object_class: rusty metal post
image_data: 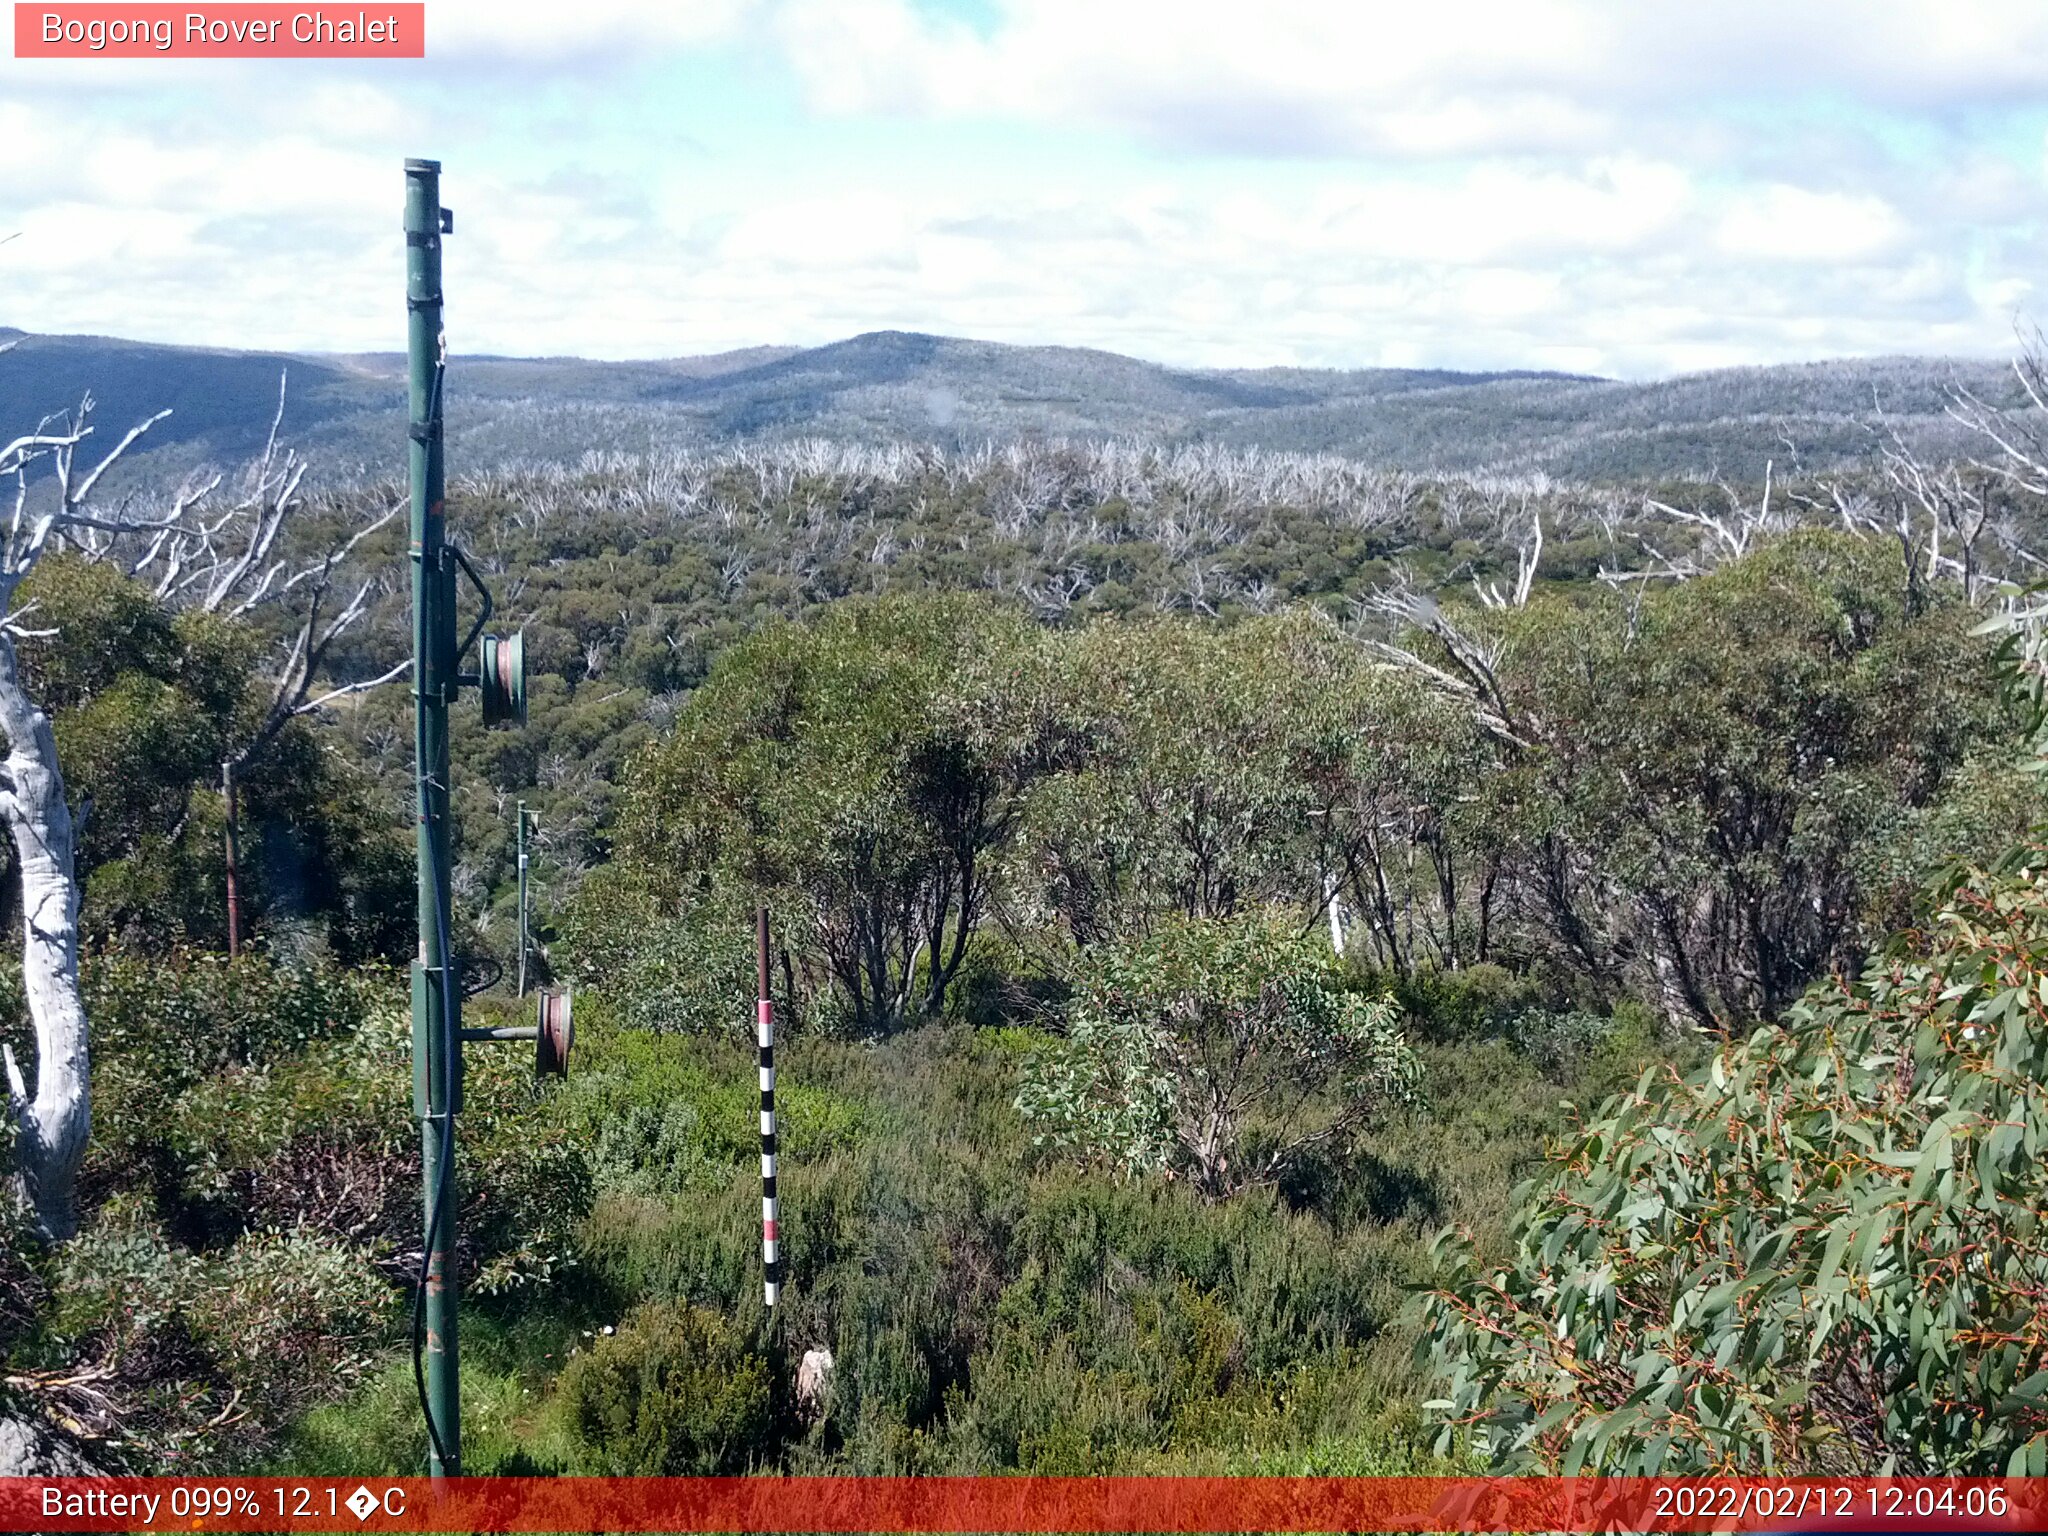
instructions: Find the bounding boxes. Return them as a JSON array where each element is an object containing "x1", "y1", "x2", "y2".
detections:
[
  {"x1": 222, "y1": 761, "x2": 241, "y2": 959},
  {"x1": 516, "y1": 800, "x2": 529, "y2": 997}
]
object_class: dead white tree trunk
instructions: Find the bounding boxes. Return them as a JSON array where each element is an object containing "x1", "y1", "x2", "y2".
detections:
[
  {"x1": 0, "y1": 622, "x2": 87, "y2": 1238},
  {"x1": 0, "y1": 407, "x2": 154, "y2": 1238}
]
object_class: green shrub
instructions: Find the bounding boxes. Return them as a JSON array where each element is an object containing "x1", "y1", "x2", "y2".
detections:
[
  {"x1": 452, "y1": 999, "x2": 596, "y2": 1294},
  {"x1": 180, "y1": 1228, "x2": 394, "y2": 1407},
  {"x1": 42, "y1": 1203, "x2": 392, "y2": 1467},
  {"x1": 1018, "y1": 910, "x2": 1419, "y2": 1197},
  {"x1": 1507, "y1": 1007, "x2": 1617, "y2": 1079},
  {"x1": 1418, "y1": 841, "x2": 2048, "y2": 1474},
  {"x1": 0, "y1": 1201, "x2": 51, "y2": 1360},
  {"x1": 558, "y1": 1023, "x2": 866, "y2": 1200},
  {"x1": 71, "y1": 951, "x2": 379, "y2": 1176},
  {"x1": 90, "y1": 948, "x2": 376, "y2": 1073},
  {"x1": 245, "y1": 998, "x2": 1591, "y2": 1478},
  {"x1": 557, "y1": 871, "x2": 753, "y2": 1036},
  {"x1": 1381, "y1": 962, "x2": 1541, "y2": 1043},
  {"x1": 153, "y1": 1004, "x2": 405, "y2": 1198},
  {"x1": 558, "y1": 1301, "x2": 775, "y2": 1474}
]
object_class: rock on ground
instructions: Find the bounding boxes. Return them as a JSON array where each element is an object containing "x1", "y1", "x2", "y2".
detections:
[{"x1": 0, "y1": 1408, "x2": 98, "y2": 1476}]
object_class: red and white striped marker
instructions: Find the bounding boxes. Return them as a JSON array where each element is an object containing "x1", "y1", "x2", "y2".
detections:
[{"x1": 756, "y1": 907, "x2": 780, "y2": 1307}]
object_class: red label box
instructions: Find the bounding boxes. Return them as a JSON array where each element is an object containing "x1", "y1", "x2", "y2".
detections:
[
  {"x1": 1, "y1": 1476, "x2": 2042, "y2": 1533},
  {"x1": 14, "y1": 3, "x2": 425, "y2": 57}
]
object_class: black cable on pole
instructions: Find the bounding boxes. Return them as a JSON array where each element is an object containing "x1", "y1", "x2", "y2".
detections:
[
  {"x1": 409, "y1": 712, "x2": 456, "y2": 1473},
  {"x1": 409, "y1": 352, "x2": 456, "y2": 1475}
]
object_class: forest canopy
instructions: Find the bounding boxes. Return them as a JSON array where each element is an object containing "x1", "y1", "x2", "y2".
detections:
[{"x1": 574, "y1": 534, "x2": 2025, "y2": 1044}]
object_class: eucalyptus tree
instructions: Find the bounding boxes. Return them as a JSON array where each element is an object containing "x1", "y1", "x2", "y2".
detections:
[
  {"x1": 601, "y1": 592, "x2": 1071, "y2": 1033},
  {"x1": 1378, "y1": 533, "x2": 2007, "y2": 1031},
  {"x1": 1029, "y1": 611, "x2": 1350, "y2": 946}
]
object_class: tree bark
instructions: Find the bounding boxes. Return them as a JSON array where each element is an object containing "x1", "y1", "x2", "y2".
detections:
[
  {"x1": 0, "y1": 630, "x2": 89, "y2": 1240},
  {"x1": 1641, "y1": 893, "x2": 1721, "y2": 1035}
]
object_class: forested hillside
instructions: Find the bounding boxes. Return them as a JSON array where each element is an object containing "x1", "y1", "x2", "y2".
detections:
[
  {"x1": 0, "y1": 326, "x2": 2018, "y2": 485},
  {"x1": 4, "y1": 339, "x2": 2048, "y2": 1478}
]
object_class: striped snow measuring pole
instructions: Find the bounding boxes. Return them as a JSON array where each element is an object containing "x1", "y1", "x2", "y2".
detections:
[{"x1": 757, "y1": 906, "x2": 780, "y2": 1307}]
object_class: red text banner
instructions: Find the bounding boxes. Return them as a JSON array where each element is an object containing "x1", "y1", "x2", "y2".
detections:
[
  {"x1": 0, "y1": 1476, "x2": 2041, "y2": 1533},
  {"x1": 14, "y1": 4, "x2": 424, "y2": 57}
]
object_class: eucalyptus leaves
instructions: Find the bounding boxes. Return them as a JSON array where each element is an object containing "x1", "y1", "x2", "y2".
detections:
[{"x1": 1419, "y1": 844, "x2": 2048, "y2": 1473}]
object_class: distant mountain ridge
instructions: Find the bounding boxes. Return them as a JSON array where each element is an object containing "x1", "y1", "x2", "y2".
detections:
[{"x1": 0, "y1": 325, "x2": 2013, "y2": 484}]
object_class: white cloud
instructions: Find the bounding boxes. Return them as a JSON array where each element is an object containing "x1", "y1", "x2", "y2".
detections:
[
  {"x1": 720, "y1": 197, "x2": 921, "y2": 271},
  {"x1": 773, "y1": 0, "x2": 2048, "y2": 155},
  {"x1": 1715, "y1": 186, "x2": 1906, "y2": 262},
  {"x1": 429, "y1": 0, "x2": 752, "y2": 62},
  {"x1": 776, "y1": 0, "x2": 1624, "y2": 156},
  {"x1": 0, "y1": 121, "x2": 2028, "y2": 376},
  {"x1": 1306, "y1": 159, "x2": 1696, "y2": 265},
  {"x1": 1458, "y1": 268, "x2": 1565, "y2": 320},
  {"x1": 0, "y1": 0, "x2": 2039, "y2": 379},
  {"x1": 13, "y1": 202, "x2": 209, "y2": 272}
]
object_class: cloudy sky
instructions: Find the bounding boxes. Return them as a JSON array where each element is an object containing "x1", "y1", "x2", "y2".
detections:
[{"x1": 3, "y1": 0, "x2": 2045, "y2": 376}]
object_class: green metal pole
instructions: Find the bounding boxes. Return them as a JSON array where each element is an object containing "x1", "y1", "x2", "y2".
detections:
[
  {"x1": 406, "y1": 156, "x2": 460, "y2": 1479},
  {"x1": 516, "y1": 800, "x2": 528, "y2": 998}
]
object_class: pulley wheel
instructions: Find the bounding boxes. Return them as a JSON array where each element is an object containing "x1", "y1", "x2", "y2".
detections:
[
  {"x1": 481, "y1": 630, "x2": 527, "y2": 728},
  {"x1": 536, "y1": 987, "x2": 573, "y2": 1079}
]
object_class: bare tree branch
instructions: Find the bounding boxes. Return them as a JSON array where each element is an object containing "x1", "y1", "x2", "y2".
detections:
[{"x1": 296, "y1": 658, "x2": 414, "y2": 716}]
